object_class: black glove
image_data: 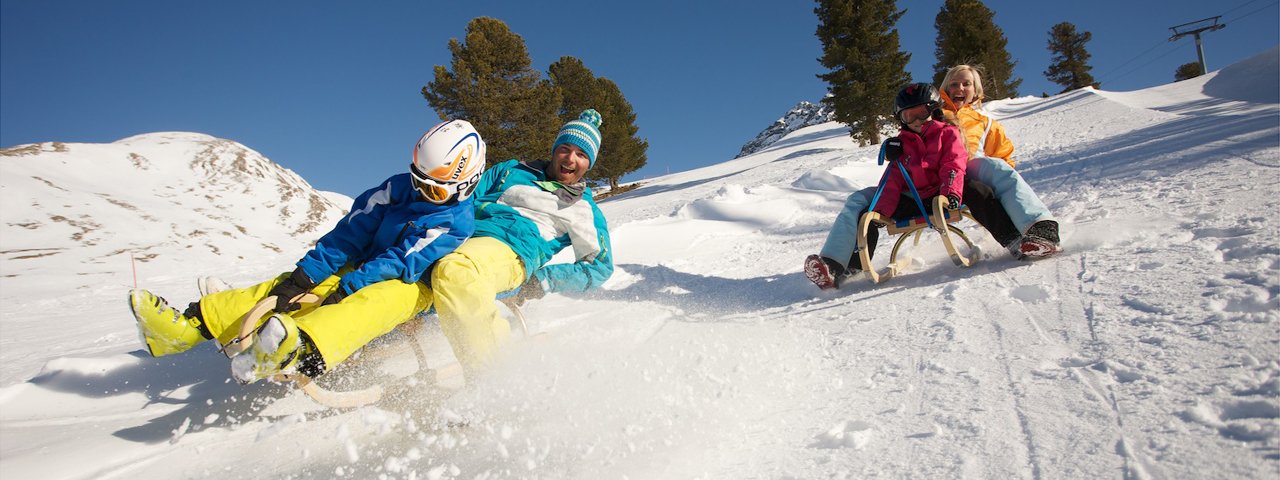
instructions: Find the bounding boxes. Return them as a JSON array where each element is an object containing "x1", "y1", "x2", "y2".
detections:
[
  {"x1": 320, "y1": 285, "x2": 349, "y2": 306},
  {"x1": 883, "y1": 137, "x2": 903, "y2": 163},
  {"x1": 267, "y1": 267, "x2": 316, "y2": 312},
  {"x1": 945, "y1": 194, "x2": 961, "y2": 211},
  {"x1": 513, "y1": 274, "x2": 546, "y2": 306}
]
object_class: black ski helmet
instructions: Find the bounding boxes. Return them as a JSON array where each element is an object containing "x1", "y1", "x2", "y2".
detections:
[{"x1": 894, "y1": 83, "x2": 942, "y2": 124}]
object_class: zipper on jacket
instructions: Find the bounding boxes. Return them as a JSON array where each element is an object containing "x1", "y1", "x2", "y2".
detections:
[{"x1": 396, "y1": 221, "x2": 417, "y2": 245}]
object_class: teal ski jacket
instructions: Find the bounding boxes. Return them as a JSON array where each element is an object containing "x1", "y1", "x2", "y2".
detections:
[{"x1": 471, "y1": 160, "x2": 613, "y2": 293}]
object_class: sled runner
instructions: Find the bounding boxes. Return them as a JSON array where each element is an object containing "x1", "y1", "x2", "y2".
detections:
[
  {"x1": 856, "y1": 144, "x2": 980, "y2": 284},
  {"x1": 223, "y1": 291, "x2": 534, "y2": 409}
]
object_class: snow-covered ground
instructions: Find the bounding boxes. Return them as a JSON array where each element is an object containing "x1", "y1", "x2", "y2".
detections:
[{"x1": 1, "y1": 47, "x2": 1277, "y2": 479}]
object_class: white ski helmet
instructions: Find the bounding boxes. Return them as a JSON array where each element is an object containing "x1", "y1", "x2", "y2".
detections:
[{"x1": 410, "y1": 119, "x2": 486, "y2": 204}]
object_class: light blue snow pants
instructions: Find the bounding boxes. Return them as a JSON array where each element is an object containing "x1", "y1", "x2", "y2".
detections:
[
  {"x1": 967, "y1": 156, "x2": 1054, "y2": 234},
  {"x1": 818, "y1": 187, "x2": 876, "y2": 270},
  {"x1": 817, "y1": 156, "x2": 1054, "y2": 270}
]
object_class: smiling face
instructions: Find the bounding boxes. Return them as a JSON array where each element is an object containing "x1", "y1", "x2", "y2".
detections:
[
  {"x1": 549, "y1": 143, "x2": 590, "y2": 183},
  {"x1": 942, "y1": 66, "x2": 983, "y2": 107}
]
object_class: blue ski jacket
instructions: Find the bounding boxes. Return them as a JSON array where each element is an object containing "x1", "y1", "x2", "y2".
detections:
[
  {"x1": 471, "y1": 160, "x2": 613, "y2": 293},
  {"x1": 297, "y1": 173, "x2": 475, "y2": 295}
]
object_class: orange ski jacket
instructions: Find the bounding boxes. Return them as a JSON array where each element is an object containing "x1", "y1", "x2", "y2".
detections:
[{"x1": 940, "y1": 90, "x2": 1016, "y2": 168}]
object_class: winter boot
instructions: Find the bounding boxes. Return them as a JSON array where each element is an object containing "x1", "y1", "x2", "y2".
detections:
[
  {"x1": 1024, "y1": 220, "x2": 1060, "y2": 243},
  {"x1": 1019, "y1": 220, "x2": 1063, "y2": 259},
  {"x1": 230, "y1": 313, "x2": 311, "y2": 384},
  {"x1": 804, "y1": 254, "x2": 845, "y2": 290},
  {"x1": 1005, "y1": 240, "x2": 1027, "y2": 260},
  {"x1": 129, "y1": 289, "x2": 208, "y2": 357}
]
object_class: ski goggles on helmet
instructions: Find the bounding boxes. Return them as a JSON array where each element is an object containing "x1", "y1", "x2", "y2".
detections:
[
  {"x1": 897, "y1": 104, "x2": 932, "y2": 124},
  {"x1": 409, "y1": 162, "x2": 457, "y2": 204}
]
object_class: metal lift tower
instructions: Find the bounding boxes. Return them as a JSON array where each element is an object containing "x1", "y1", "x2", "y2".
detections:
[{"x1": 1169, "y1": 16, "x2": 1227, "y2": 75}]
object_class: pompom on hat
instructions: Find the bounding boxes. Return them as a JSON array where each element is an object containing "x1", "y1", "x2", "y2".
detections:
[{"x1": 551, "y1": 109, "x2": 604, "y2": 169}]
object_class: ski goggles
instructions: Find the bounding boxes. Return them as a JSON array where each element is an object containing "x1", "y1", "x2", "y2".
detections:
[
  {"x1": 409, "y1": 163, "x2": 456, "y2": 204},
  {"x1": 898, "y1": 104, "x2": 932, "y2": 124}
]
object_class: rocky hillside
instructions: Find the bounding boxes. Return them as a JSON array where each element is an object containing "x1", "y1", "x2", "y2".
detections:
[
  {"x1": 735, "y1": 100, "x2": 834, "y2": 158},
  {"x1": 0, "y1": 132, "x2": 351, "y2": 290}
]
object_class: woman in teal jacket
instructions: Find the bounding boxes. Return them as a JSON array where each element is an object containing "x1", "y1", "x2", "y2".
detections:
[{"x1": 431, "y1": 110, "x2": 613, "y2": 377}]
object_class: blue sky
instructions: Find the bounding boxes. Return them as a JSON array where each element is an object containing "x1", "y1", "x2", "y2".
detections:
[{"x1": 2, "y1": 0, "x2": 1276, "y2": 198}]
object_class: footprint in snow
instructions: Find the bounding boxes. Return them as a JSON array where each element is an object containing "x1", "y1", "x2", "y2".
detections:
[
  {"x1": 1009, "y1": 284, "x2": 1053, "y2": 304},
  {"x1": 809, "y1": 420, "x2": 874, "y2": 450},
  {"x1": 1181, "y1": 398, "x2": 1280, "y2": 443}
]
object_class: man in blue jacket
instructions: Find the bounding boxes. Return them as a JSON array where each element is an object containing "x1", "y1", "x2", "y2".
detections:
[
  {"x1": 431, "y1": 109, "x2": 614, "y2": 377},
  {"x1": 128, "y1": 120, "x2": 485, "y2": 384}
]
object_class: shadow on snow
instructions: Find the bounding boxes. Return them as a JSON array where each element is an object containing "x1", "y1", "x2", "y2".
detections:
[{"x1": 25, "y1": 343, "x2": 288, "y2": 444}]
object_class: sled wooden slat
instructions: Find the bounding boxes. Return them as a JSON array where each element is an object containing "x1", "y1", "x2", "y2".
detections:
[
  {"x1": 230, "y1": 292, "x2": 531, "y2": 410},
  {"x1": 930, "y1": 196, "x2": 979, "y2": 268},
  {"x1": 227, "y1": 288, "x2": 540, "y2": 410},
  {"x1": 856, "y1": 196, "x2": 978, "y2": 284},
  {"x1": 272, "y1": 361, "x2": 465, "y2": 410}
]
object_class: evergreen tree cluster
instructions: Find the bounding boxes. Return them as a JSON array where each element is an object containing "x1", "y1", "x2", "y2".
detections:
[
  {"x1": 815, "y1": 0, "x2": 1108, "y2": 145},
  {"x1": 1174, "y1": 62, "x2": 1205, "y2": 82},
  {"x1": 931, "y1": 0, "x2": 1021, "y2": 100},
  {"x1": 423, "y1": 17, "x2": 647, "y2": 189},
  {"x1": 1044, "y1": 22, "x2": 1100, "y2": 93}
]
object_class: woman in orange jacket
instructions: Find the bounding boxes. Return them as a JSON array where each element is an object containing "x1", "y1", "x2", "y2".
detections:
[{"x1": 940, "y1": 64, "x2": 1062, "y2": 257}]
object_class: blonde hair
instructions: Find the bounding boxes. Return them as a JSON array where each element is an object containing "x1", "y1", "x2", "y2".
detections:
[{"x1": 940, "y1": 64, "x2": 986, "y2": 108}]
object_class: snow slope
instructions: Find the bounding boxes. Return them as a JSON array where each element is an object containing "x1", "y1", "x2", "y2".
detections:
[{"x1": 0, "y1": 48, "x2": 1277, "y2": 479}]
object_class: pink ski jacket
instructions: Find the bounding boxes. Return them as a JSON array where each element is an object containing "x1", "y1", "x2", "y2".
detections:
[{"x1": 872, "y1": 120, "x2": 969, "y2": 217}]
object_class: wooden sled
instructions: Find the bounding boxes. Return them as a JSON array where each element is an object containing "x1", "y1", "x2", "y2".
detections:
[
  {"x1": 222, "y1": 292, "x2": 532, "y2": 409},
  {"x1": 857, "y1": 195, "x2": 980, "y2": 283}
]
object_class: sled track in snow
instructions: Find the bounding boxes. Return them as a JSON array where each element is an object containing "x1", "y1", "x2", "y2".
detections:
[
  {"x1": 979, "y1": 279, "x2": 1045, "y2": 480},
  {"x1": 979, "y1": 254, "x2": 1143, "y2": 479},
  {"x1": 1073, "y1": 253, "x2": 1151, "y2": 480},
  {"x1": 990, "y1": 251, "x2": 1178, "y2": 479}
]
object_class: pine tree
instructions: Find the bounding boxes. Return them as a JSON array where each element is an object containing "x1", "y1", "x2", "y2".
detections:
[
  {"x1": 1044, "y1": 22, "x2": 1100, "y2": 93},
  {"x1": 932, "y1": 0, "x2": 1021, "y2": 100},
  {"x1": 422, "y1": 17, "x2": 562, "y2": 165},
  {"x1": 547, "y1": 56, "x2": 647, "y2": 189},
  {"x1": 1174, "y1": 62, "x2": 1204, "y2": 82},
  {"x1": 548, "y1": 56, "x2": 606, "y2": 124},
  {"x1": 815, "y1": 0, "x2": 912, "y2": 146},
  {"x1": 590, "y1": 78, "x2": 648, "y2": 189}
]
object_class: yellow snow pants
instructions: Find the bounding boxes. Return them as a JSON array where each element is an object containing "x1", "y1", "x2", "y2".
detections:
[
  {"x1": 199, "y1": 267, "x2": 433, "y2": 370},
  {"x1": 431, "y1": 236, "x2": 525, "y2": 375}
]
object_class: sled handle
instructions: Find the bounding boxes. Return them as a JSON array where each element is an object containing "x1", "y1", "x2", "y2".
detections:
[{"x1": 221, "y1": 292, "x2": 320, "y2": 358}]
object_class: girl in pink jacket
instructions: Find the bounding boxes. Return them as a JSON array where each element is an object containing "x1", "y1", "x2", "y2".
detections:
[{"x1": 870, "y1": 89, "x2": 967, "y2": 218}]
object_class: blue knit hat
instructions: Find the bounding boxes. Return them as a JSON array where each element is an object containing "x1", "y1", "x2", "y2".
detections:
[{"x1": 552, "y1": 109, "x2": 604, "y2": 169}]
